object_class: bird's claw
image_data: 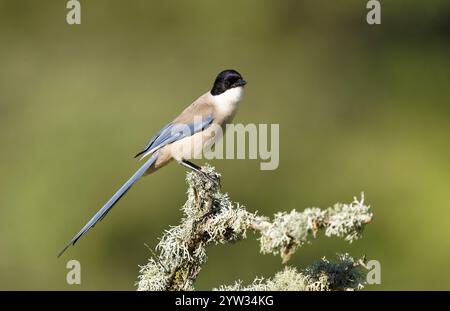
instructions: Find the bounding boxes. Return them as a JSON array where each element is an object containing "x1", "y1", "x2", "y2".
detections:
[{"x1": 199, "y1": 169, "x2": 221, "y2": 187}]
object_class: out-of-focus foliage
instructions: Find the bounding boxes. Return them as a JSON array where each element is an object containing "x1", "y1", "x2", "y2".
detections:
[{"x1": 0, "y1": 0, "x2": 449, "y2": 290}]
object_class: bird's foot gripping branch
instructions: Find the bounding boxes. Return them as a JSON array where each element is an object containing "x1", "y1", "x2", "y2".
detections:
[{"x1": 137, "y1": 166, "x2": 373, "y2": 291}]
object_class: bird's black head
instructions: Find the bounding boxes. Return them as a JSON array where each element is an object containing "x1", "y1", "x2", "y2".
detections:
[{"x1": 211, "y1": 69, "x2": 247, "y2": 96}]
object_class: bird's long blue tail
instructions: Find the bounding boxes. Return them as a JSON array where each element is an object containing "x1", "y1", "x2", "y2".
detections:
[{"x1": 58, "y1": 153, "x2": 159, "y2": 257}]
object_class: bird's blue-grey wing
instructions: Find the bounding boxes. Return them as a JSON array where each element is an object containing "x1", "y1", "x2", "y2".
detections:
[
  {"x1": 134, "y1": 122, "x2": 173, "y2": 158},
  {"x1": 135, "y1": 114, "x2": 214, "y2": 158}
]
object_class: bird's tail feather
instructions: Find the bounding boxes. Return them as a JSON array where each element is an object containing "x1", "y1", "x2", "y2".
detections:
[{"x1": 57, "y1": 153, "x2": 159, "y2": 258}]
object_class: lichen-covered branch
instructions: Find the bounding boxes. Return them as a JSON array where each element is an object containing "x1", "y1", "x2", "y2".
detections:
[
  {"x1": 214, "y1": 254, "x2": 368, "y2": 291},
  {"x1": 137, "y1": 166, "x2": 373, "y2": 291}
]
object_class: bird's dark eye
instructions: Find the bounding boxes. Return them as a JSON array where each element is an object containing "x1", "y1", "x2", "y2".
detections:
[{"x1": 228, "y1": 76, "x2": 239, "y2": 86}]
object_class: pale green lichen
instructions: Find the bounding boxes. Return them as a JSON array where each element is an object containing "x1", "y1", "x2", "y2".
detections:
[
  {"x1": 136, "y1": 165, "x2": 373, "y2": 291},
  {"x1": 215, "y1": 254, "x2": 367, "y2": 291},
  {"x1": 137, "y1": 259, "x2": 168, "y2": 291},
  {"x1": 324, "y1": 194, "x2": 372, "y2": 242},
  {"x1": 256, "y1": 194, "x2": 372, "y2": 263}
]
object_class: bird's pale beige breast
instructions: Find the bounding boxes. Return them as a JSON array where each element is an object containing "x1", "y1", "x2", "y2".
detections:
[{"x1": 167, "y1": 124, "x2": 222, "y2": 162}]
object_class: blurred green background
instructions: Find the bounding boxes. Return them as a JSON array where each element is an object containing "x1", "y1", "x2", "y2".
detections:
[{"x1": 1, "y1": 0, "x2": 449, "y2": 290}]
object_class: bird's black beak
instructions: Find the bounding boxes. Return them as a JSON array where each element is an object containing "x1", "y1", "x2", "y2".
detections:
[{"x1": 236, "y1": 79, "x2": 247, "y2": 87}]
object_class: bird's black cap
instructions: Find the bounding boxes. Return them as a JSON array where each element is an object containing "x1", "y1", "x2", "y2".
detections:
[{"x1": 211, "y1": 69, "x2": 247, "y2": 96}]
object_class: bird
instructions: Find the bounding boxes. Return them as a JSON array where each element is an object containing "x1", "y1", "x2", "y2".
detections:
[{"x1": 58, "y1": 69, "x2": 247, "y2": 257}]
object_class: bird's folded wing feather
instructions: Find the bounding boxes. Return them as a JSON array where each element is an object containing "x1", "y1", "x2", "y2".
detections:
[{"x1": 134, "y1": 107, "x2": 214, "y2": 159}]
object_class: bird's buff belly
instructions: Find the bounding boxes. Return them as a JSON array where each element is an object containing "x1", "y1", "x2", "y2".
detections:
[{"x1": 154, "y1": 124, "x2": 223, "y2": 167}]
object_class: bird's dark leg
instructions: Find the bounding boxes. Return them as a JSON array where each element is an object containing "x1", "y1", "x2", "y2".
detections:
[{"x1": 179, "y1": 160, "x2": 220, "y2": 186}]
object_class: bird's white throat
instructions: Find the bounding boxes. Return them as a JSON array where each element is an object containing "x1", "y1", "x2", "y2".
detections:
[{"x1": 212, "y1": 86, "x2": 244, "y2": 115}]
